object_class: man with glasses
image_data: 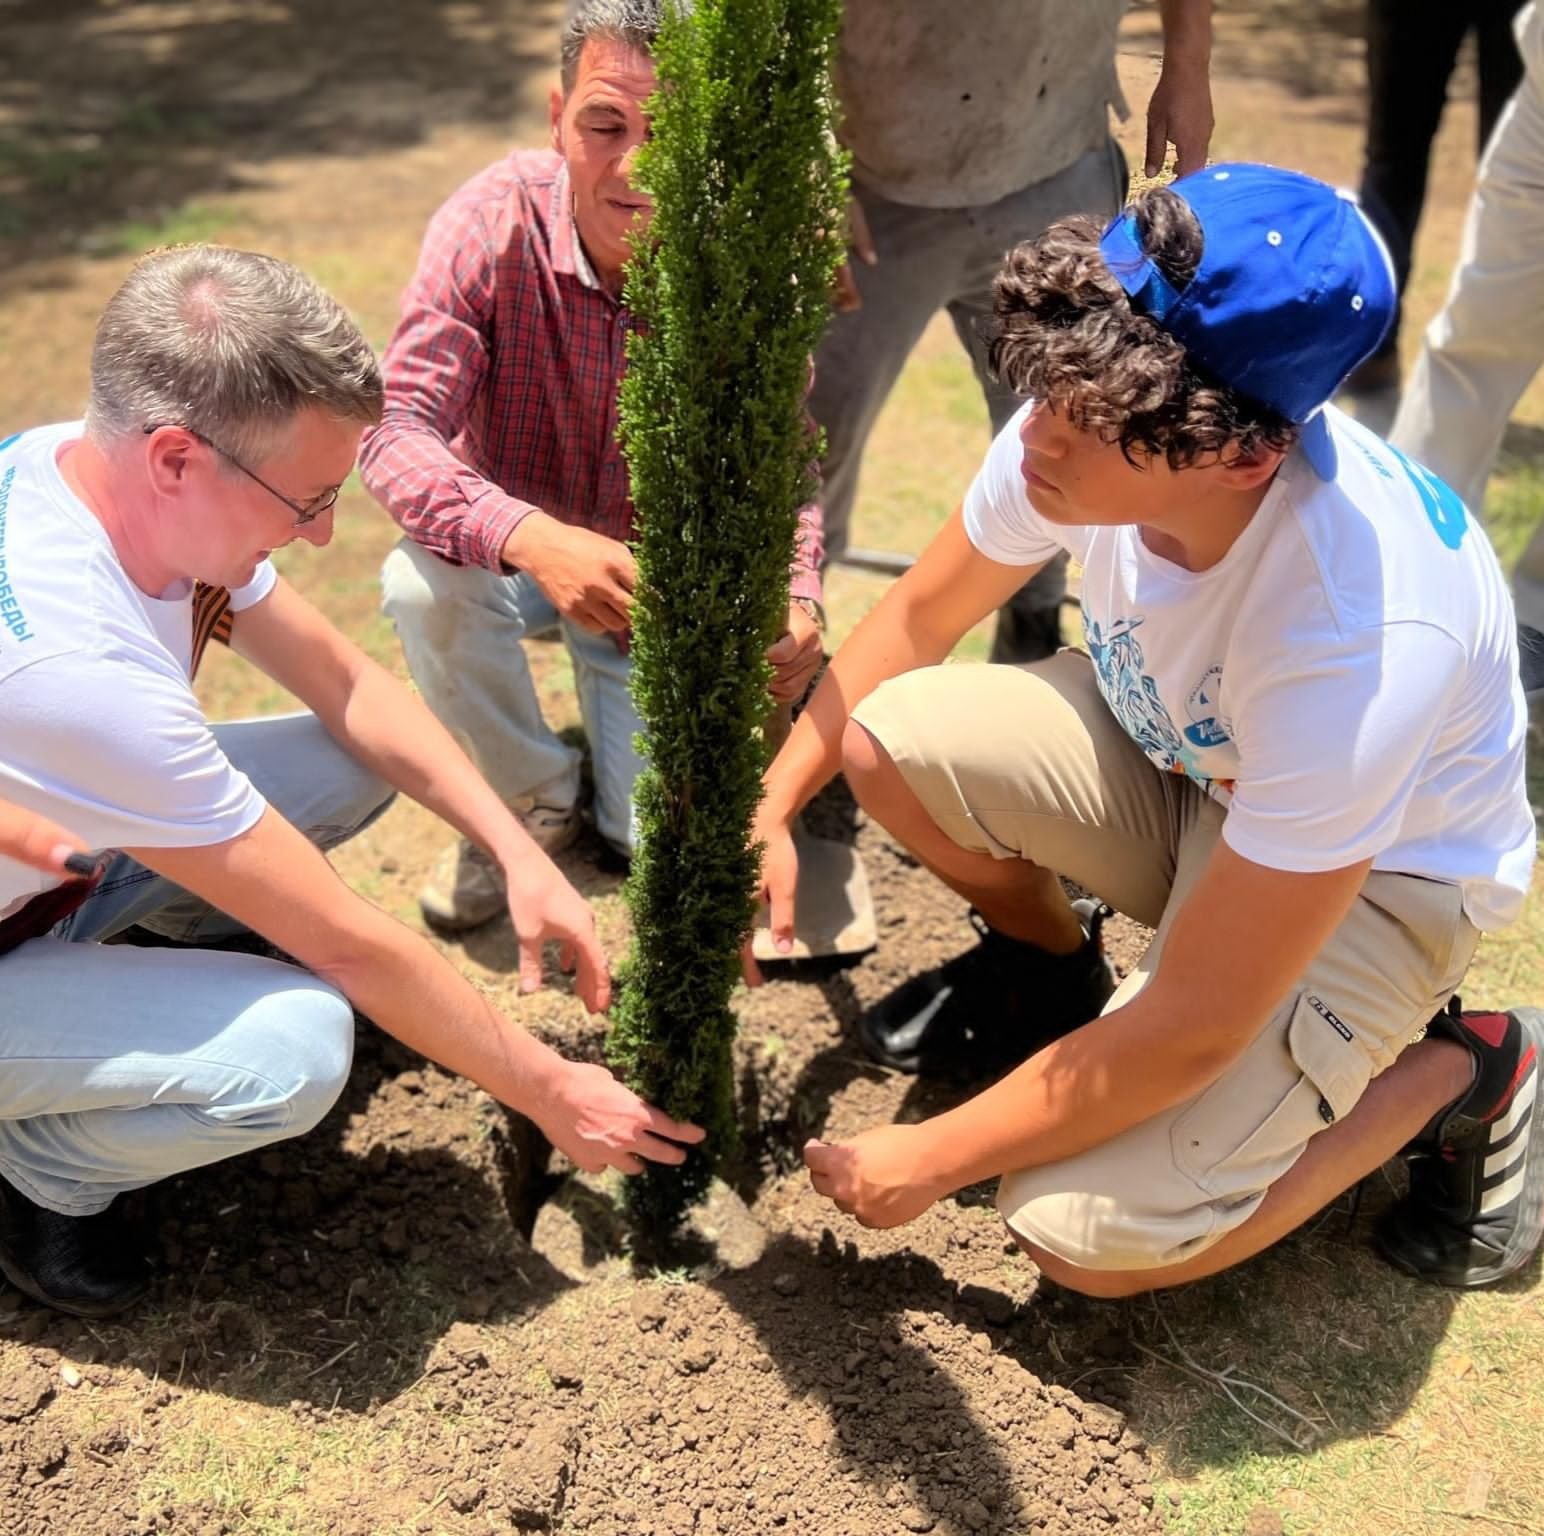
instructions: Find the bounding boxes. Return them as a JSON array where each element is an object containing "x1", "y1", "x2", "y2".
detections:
[{"x1": 0, "y1": 244, "x2": 702, "y2": 1319}]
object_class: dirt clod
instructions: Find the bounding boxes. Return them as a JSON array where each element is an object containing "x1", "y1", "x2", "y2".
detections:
[{"x1": 0, "y1": 1365, "x2": 52, "y2": 1424}]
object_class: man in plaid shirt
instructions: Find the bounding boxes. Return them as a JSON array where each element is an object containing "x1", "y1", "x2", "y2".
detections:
[{"x1": 361, "y1": 0, "x2": 825, "y2": 932}]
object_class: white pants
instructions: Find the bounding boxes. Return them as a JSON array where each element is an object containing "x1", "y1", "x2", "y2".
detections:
[{"x1": 1392, "y1": 1, "x2": 1544, "y2": 630}]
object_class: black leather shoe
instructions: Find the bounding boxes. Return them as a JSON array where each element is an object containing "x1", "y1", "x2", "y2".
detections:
[
  {"x1": 0, "y1": 1178, "x2": 151, "y2": 1318},
  {"x1": 859, "y1": 899, "x2": 1116, "y2": 1081},
  {"x1": 1375, "y1": 1003, "x2": 1543, "y2": 1289}
]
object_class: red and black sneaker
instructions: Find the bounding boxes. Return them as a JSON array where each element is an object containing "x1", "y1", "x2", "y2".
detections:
[{"x1": 1375, "y1": 1003, "x2": 1544, "y2": 1289}]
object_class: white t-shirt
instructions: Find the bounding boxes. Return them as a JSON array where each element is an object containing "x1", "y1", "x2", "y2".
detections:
[
  {"x1": 0, "y1": 422, "x2": 276, "y2": 922},
  {"x1": 964, "y1": 402, "x2": 1537, "y2": 931}
]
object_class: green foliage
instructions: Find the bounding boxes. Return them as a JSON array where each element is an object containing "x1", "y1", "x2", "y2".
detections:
[{"x1": 608, "y1": 0, "x2": 847, "y2": 1236}]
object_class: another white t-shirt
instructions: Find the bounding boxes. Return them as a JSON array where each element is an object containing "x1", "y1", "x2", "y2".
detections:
[
  {"x1": 964, "y1": 402, "x2": 1537, "y2": 931},
  {"x1": 0, "y1": 422, "x2": 277, "y2": 922}
]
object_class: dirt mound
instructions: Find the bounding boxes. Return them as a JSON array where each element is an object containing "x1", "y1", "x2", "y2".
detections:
[{"x1": 0, "y1": 806, "x2": 1162, "y2": 1535}]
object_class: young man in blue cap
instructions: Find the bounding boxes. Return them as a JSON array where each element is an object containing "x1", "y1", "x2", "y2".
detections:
[{"x1": 751, "y1": 163, "x2": 1541, "y2": 1292}]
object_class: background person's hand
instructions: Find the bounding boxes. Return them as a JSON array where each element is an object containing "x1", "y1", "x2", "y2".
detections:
[
  {"x1": 765, "y1": 601, "x2": 823, "y2": 703},
  {"x1": 502, "y1": 853, "x2": 612, "y2": 1013},
  {"x1": 742, "y1": 807, "x2": 800, "y2": 984},
  {"x1": 1144, "y1": 55, "x2": 1214, "y2": 177},
  {"x1": 532, "y1": 1059, "x2": 706, "y2": 1175},
  {"x1": 832, "y1": 194, "x2": 877, "y2": 313},
  {"x1": 0, "y1": 799, "x2": 94, "y2": 878},
  {"x1": 503, "y1": 511, "x2": 636, "y2": 634},
  {"x1": 803, "y1": 1125, "x2": 945, "y2": 1229}
]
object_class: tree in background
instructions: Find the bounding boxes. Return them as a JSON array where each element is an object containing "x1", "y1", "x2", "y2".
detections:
[{"x1": 609, "y1": 0, "x2": 846, "y2": 1237}]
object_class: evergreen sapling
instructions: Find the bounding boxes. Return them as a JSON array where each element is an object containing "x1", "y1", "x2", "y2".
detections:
[{"x1": 609, "y1": 0, "x2": 847, "y2": 1237}]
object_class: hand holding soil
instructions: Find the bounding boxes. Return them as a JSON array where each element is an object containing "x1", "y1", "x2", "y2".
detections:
[{"x1": 804, "y1": 1125, "x2": 949, "y2": 1229}]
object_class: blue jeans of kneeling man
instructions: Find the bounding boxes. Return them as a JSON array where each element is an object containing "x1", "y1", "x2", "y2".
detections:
[{"x1": 0, "y1": 712, "x2": 393, "y2": 1217}]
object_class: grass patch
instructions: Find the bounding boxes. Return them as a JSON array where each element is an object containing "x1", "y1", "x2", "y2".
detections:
[
  {"x1": 139, "y1": 1415, "x2": 344, "y2": 1533},
  {"x1": 94, "y1": 202, "x2": 243, "y2": 259}
]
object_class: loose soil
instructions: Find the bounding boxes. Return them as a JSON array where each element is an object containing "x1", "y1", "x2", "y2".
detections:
[{"x1": 1, "y1": 793, "x2": 1163, "y2": 1536}]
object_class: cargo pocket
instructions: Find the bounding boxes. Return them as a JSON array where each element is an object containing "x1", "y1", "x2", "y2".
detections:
[{"x1": 1170, "y1": 993, "x2": 1375, "y2": 1200}]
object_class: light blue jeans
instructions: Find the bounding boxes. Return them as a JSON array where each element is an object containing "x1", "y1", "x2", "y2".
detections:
[
  {"x1": 381, "y1": 537, "x2": 645, "y2": 855},
  {"x1": 0, "y1": 713, "x2": 393, "y2": 1216}
]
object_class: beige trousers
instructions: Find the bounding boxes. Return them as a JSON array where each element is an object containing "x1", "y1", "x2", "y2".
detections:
[{"x1": 853, "y1": 653, "x2": 1477, "y2": 1271}]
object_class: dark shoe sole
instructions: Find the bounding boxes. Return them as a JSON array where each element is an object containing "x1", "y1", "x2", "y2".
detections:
[{"x1": 1377, "y1": 1006, "x2": 1544, "y2": 1289}]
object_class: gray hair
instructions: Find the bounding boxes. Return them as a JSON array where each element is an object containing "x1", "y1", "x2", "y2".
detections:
[
  {"x1": 86, "y1": 244, "x2": 382, "y2": 465},
  {"x1": 559, "y1": 0, "x2": 690, "y2": 91}
]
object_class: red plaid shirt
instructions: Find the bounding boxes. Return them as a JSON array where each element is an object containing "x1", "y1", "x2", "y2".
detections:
[{"x1": 360, "y1": 150, "x2": 823, "y2": 603}]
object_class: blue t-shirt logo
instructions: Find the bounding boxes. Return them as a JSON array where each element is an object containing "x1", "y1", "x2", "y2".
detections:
[{"x1": 1387, "y1": 444, "x2": 1468, "y2": 550}]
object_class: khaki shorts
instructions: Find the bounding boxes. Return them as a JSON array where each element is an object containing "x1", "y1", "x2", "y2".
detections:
[{"x1": 852, "y1": 652, "x2": 1479, "y2": 1273}]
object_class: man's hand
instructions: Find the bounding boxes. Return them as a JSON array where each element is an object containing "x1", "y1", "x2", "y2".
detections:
[
  {"x1": 531, "y1": 1059, "x2": 706, "y2": 1175},
  {"x1": 0, "y1": 799, "x2": 93, "y2": 877},
  {"x1": 832, "y1": 194, "x2": 878, "y2": 313},
  {"x1": 766, "y1": 602, "x2": 823, "y2": 703},
  {"x1": 741, "y1": 806, "x2": 800, "y2": 984},
  {"x1": 501, "y1": 852, "x2": 612, "y2": 1013},
  {"x1": 503, "y1": 511, "x2": 636, "y2": 634},
  {"x1": 803, "y1": 1126, "x2": 946, "y2": 1229},
  {"x1": 1145, "y1": 32, "x2": 1214, "y2": 176}
]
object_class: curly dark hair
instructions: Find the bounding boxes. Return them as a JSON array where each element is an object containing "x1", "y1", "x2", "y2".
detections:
[{"x1": 982, "y1": 186, "x2": 1299, "y2": 469}]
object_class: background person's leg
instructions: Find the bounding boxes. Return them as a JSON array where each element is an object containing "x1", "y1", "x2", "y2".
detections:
[
  {"x1": 1477, "y1": 0, "x2": 1529, "y2": 149},
  {"x1": 383, "y1": 538, "x2": 583, "y2": 926},
  {"x1": 1392, "y1": 13, "x2": 1544, "y2": 517},
  {"x1": 809, "y1": 192, "x2": 974, "y2": 563},
  {"x1": 563, "y1": 620, "x2": 646, "y2": 858},
  {"x1": 1356, "y1": 0, "x2": 1470, "y2": 377},
  {"x1": 947, "y1": 138, "x2": 1127, "y2": 663},
  {"x1": 381, "y1": 537, "x2": 580, "y2": 812}
]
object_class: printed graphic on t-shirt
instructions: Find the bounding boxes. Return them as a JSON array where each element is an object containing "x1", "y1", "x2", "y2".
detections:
[
  {"x1": 0, "y1": 462, "x2": 35, "y2": 649},
  {"x1": 1184, "y1": 665, "x2": 1231, "y2": 749},
  {"x1": 1084, "y1": 610, "x2": 1235, "y2": 792}
]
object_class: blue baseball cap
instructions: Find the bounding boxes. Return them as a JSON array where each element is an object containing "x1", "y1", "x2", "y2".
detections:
[{"x1": 1097, "y1": 162, "x2": 1396, "y2": 478}]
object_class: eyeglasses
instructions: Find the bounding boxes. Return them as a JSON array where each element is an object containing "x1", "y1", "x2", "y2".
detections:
[{"x1": 142, "y1": 424, "x2": 341, "y2": 526}]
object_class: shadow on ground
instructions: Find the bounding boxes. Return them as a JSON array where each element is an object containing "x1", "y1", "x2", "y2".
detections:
[
  {"x1": 0, "y1": 1022, "x2": 574, "y2": 1415},
  {"x1": 0, "y1": 0, "x2": 562, "y2": 289}
]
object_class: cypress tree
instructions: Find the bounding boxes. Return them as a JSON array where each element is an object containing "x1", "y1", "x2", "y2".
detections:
[{"x1": 609, "y1": 0, "x2": 847, "y2": 1237}]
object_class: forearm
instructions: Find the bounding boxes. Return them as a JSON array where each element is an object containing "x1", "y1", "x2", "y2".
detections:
[
  {"x1": 325, "y1": 903, "x2": 563, "y2": 1103},
  {"x1": 130, "y1": 817, "x2": 567, "y2": 1116},
  {"x1": 325, "y1": 655, "x2": 540, "y2": 867},
  {"x1": 761, "y1": 577, "x2": 954, "y2": 822},
  {"x1": 916, "y1": 989, "x2": 1238, "y2": 1195},
  {"x1": 359, "y1": 415, "x2": 534, "y2": 572},
  {"x1": 1158, "y1": 0, "x2": 1213, "y2": 62},
  {"x1": 914, "y1": 847, "x2": 1370, "y2": 1195}
]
